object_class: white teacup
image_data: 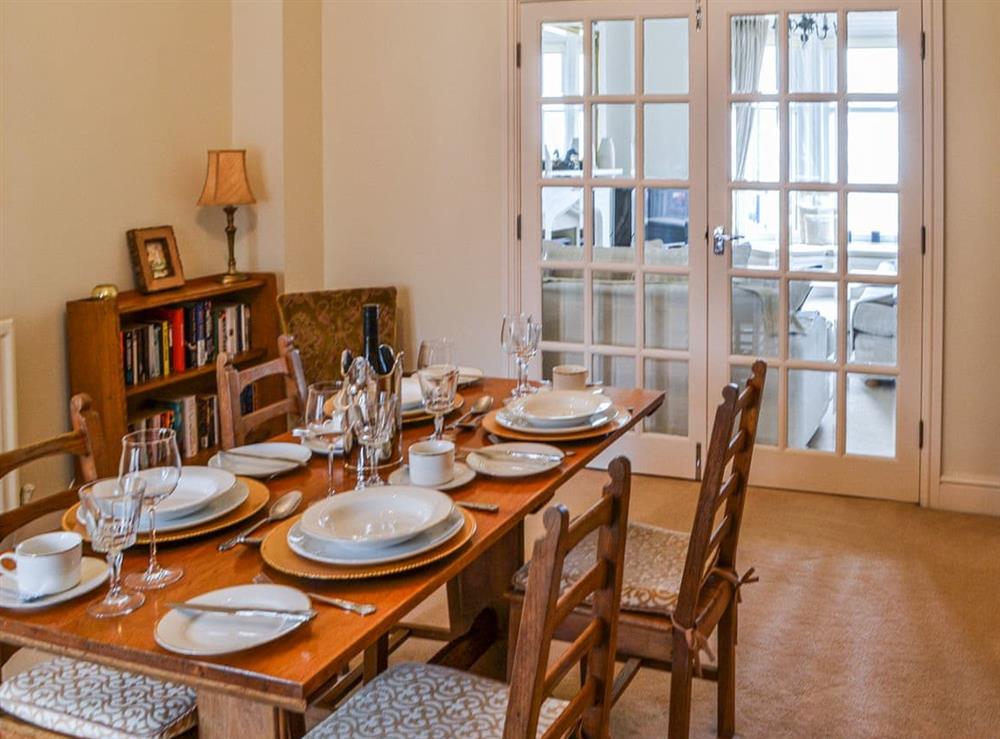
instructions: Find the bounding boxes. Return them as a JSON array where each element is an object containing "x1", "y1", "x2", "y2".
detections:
[
  {"x1": 552, "y1": 364, "x2": 589, "y2": 391},
  {"x1": 408, "y1": 440, "x2": 455, "y2": 487},
  {"x1": 0, "y1": 531, "x2": 82, "y2": 598}
]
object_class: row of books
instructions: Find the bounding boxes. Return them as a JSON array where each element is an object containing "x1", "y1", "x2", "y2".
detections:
[
  {"x1": 120, "y1": 302, "x2": 252, "y2": 387},
  {"x1": 128, "y1": 388, "x2": 254, "y2": 458}
]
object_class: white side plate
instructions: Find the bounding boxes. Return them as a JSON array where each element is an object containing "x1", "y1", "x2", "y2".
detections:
[
  {"x1": 387, "y1": 462, "x2": 475, "y2": 491},
  {"x1": 208, "y1": 443, "x2": 310, "y2": 478},
  {"x1": 155, "y1": 584, "x2": 311, "y2": 656},
  {"x1": 465, "y1": 443, "x2": 565, "y2": 478}
]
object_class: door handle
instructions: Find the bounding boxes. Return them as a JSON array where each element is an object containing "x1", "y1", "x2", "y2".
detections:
[{"x1": 712, "y1": 226, "x2": 743, "y2": 255}]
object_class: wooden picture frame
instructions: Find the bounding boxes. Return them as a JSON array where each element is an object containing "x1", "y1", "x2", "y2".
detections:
[{"x1": 126, "y1": 226, "x2": 186, "y2": 293}]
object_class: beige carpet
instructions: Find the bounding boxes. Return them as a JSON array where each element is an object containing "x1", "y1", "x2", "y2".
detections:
[{"x1": 384, "y1": 472, "x2": 1000, "y2": 738}]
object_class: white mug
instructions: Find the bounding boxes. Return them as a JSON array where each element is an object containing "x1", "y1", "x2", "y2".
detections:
[
  {"x1": 0, "y1": 532, "x2": 83, "y2": 597},
  {"x1": 408, "y1": 440, "x2": 455, "y2": 486},
  {"x1": 552, "y1": 364, "x2": 589, "y2": 391}
]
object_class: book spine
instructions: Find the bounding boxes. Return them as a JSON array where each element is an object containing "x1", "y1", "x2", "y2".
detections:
[
  {"x1": 226, "y1": 305, "x2": 237, "y2": 354},
  {"x1": 182, "y1": 395, "x2": 198, "y2": 458},
  {"x1": 195, "y1": 303, "x2": 205, "y2": 367},
  {"x1": 203, "y1": 300, "x2": 215, "y2": 363},
  {"x1": 185, "y1": 304, "x2": 197, "y2": 368},
  {"x1": 161, "y1": 319, "x2": 171, "y2": 377},
  {"x1": 169, "y1": 308, "x2": 186, "y2": 373},
  {"x1": 243, "y1": 305, "x2": 251, "y2": 351},
  {"x1": 123, "y1": 330, "x2": 134, "y2": 386}
]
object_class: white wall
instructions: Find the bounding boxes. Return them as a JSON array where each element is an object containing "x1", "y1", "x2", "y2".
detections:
[
  {"x1": 0, "y1": 0, "x2": 232, "y2": 494},
  {"x1": 321, "y1": 0, "x2": 510, "y2": 373},
  {"x1": 938, "y1": 0, "x2": 1000, "y2": 505}
]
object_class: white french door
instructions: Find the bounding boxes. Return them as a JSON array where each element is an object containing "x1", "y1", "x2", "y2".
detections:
[{"x1": 519, "y1": 0, "x2": 923, "y2": 500}]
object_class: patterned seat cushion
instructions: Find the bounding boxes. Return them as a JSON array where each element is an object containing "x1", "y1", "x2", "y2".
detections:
[
  {"x1": 305, "y1": 662, "x2": 567, "y2": 739},
  {"x1": 277, "y1": 287, "x2": 397, "y2": 384},
  {"x1": 0, "y1": 657, "x2": 196, "y2": 739},
  {"x1": 512, "y1": 522, "x2": 689, "y2": 616}
]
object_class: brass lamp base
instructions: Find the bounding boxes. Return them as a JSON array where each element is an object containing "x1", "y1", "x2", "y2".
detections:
[{"x1": 218, "y1": 204, "x2": 249, "y2": 284}]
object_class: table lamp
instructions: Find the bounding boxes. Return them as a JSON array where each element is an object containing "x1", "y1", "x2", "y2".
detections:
[{"x1": 197, "y1": 149, "x2": 256, "y2": 284}]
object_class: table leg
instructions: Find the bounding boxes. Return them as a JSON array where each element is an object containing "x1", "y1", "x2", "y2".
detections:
[
  {"x1": 363, "y1": 633, "x2": 389, "y2": 682},
  {"x1": 446, "y1": 522, "x2": 524, "y2": 678},
  {"x1": 197, "y1": 690, "x2": 303, "y2": 739}
]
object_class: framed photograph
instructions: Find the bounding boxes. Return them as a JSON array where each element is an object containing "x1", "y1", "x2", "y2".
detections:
[{"x1": 126, "y1": 226, "x2": 186, "y2": 293}]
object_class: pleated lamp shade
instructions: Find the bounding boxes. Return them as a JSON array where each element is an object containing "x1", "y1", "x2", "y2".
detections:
[{"x1": 197, "y1": 150, "x2": 256, "y2": 206}]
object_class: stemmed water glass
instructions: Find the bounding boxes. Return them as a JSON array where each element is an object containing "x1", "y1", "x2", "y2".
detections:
[
  {"x1": 78, "y1": 475, "x2": 146, "y2": 618},
  {"x1": 304, "y1": 381, "x2": 347, "y2": 496},
  {"x1": 347, "y1": 385, "x2": 397, "y2": 489},
  {"x1": 417, "y1": 339, "x2": 459, "y2": 440},
  {"x1": 119, "y1": 428, "x2": 183, "y2": 590},
  {"x1": 500, "y1": 314, "x2": 541, "y2": 397}
]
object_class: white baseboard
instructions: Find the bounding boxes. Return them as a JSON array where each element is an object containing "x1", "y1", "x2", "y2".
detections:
[{"x1": 936, "y1": 476, "x2": 1000, "y2": 516}]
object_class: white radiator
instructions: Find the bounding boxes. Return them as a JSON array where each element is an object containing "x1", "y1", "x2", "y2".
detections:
[{"x1": 0, "y1": 319, "x2": 17, "y2": 513}]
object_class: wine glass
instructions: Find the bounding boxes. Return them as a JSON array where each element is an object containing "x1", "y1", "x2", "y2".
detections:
[
  {"x1": 304, "y1": 381, "x2": 347, "y2": 496},
  {"x1": 417, "y1": 339, "x2": 459, "y2": 440},
  {"x1": 501, "y1": 314, "x2": 541, "y2": 397},
  {"x1": 347, "y1": 387, "x2": 397, "y2": 489},
  {"x1": 119, "y1": 429, "x2": 183, "y2": 590},
  {"x1": 78, "y1": 475, "x2": 146, "y2": 618}
]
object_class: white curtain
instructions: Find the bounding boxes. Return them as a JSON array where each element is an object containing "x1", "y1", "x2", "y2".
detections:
[{"x1": 731, "y1": 17, "x2": 771, "y2": 180}]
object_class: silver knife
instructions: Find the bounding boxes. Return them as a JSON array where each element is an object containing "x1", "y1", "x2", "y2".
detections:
[
  {"x1": 167, "y1": 602, "x2": 317, "y2": 620},
  {"x1": 221, "y1": 449, "x2": 308, "y2": 467},
  {"x1": 463, "y1": 448, "x2": 564, "y2": 463}
]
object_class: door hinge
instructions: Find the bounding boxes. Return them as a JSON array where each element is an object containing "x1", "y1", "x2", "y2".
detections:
[
  {"x1": 921, "y1": 31, "x2": 926, "y2": 60},
  {"x1": 918, "y1": 420, "x2": 924, "y2": 449},
  {"x1": 695, "y1": 1, "x2": 703, "y2": 31},
  {"x1": 516, "y1": 214, "x2": 522, "y2": 240},
  {"x1": 516, "y1": 42, "x2": 521, "y2": 68},
  {"x1": 921, "y1": 225, "x2": 926, "y2": 255},
  {"x1": 695, "y1": 442, "x2": 703, "y2": 481}
]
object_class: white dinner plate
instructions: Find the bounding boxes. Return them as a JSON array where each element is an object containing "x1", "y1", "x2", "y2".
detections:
[
  {"x1": 287, "y1": 508, "x2": 467, "y2": 566},
  {"x1": 511, "y1": 391, "x2": 613, "y2": 428},
  {"x1": 458, "y1": 367, "x2": 484, "y2": 386},
  {"x1": 402, "y1": 396, "x2": 463, "y2": 419},
  {"x1": 155, "y1": 584, "x2": 311, "y2": 656},
  {"x1": 0, "y1": 557, "x2": 109, "y2": 611},
  {"x1": 401, "y1": 377, "x2": 423, "y2": 410},
  {"x1": 90, "y1": 467, "x2": 236, "y2": 521},
  {"x1": 387, "y1": 462, "x2": 475, "y2": 491},
  {"x1": 76, "y1": 479, "x2": 250, "y2": 534},
  {"x1": 465, "y1": 443, "x2": 565, "y2": 478},
  {"x1": 208, "y1": 443, "x2": 311, "y2": 478},
  {"x1": 495, "y1": 406, "x2": 621, "y2": 435},
  {"x1": 300, "y1": 487, "x2": 454, "y2": 550}
]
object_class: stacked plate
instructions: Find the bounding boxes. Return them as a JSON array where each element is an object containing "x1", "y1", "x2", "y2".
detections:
[
  {"x1": 76, "y1": 467, "x2": 246, "y2": 534},
  {"x1": 496, "y1": 391, "x2": 620, "y2": 435},
  {"x1": 288, "y1": 486, "x2": 466, "y2": 566}
]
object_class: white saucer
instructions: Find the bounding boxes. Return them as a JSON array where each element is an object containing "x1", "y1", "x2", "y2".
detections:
[
  {"x1": 0, "y1": 557, "x2": 109, "y2": 611},
  {"x1": 300, "y1": 436, "x2": 345, "y2": 457},
  {"x1": 287, "y1": 509, "x2": 467, "y2": 566},
  {"x1": 208, "y1": 443, "x2": 311, "y2": 478},
  {"x1": 465, "y1": 443, "x2": 565, "y2": 478},
  {"x1": 458, "y1": 367, "x2": 484, "y2": 386},
  {"x1": 387, "y1": 462, "x2": 475, "y2": 491},
  {"x1": 76, "y1": 480, "x2": 250, "y2": 534},
  {"x1": 155, "y1": 584, "x2": 311, "y2": 656}
]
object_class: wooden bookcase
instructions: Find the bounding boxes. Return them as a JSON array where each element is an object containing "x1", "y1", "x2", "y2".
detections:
[{"x1": 66, "y1": 273, "x2": 280, "y2": 477}]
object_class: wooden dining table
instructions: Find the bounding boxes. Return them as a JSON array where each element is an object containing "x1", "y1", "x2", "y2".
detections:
[{"x1": 0, "y1": 378, "x2": 663, "y2": 739}]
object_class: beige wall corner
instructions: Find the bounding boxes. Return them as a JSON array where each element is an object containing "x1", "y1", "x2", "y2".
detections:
[
  {"x1": 941, "y1": 0, "x2": 1000, "y2": 491},
  {"x1": 321, "y1": 0, "x2": 510, "y2": 372},
  {"x1": 1, "y1": 0, "x2": 232, "y2": 493}
]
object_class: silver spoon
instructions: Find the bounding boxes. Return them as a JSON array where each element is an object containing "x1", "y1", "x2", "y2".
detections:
[
  {"x1": 218, "y1": 490, "x2": 303, "y2": 551},
  {"x1": 447, "y1": 394, "x2": 494, "y2": 430}
]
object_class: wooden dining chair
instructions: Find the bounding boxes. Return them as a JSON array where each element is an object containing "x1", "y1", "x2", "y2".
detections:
[
  {"x1": 303, "y1": 456, "x2": 633, "y2": 739},
  {"x1": 276, "y1": 286, "x2": 397, "y2": 384},
  {"x1": 0, "y1": 393, "x2": 103, "y2": 543},
  {"x1": 0, "y1": 394, "x2": 198, "y2": 739},
  {"x1": 507, "y1": 361, "x2": 767, "y2": 739},
  {"x1": 216, "y1": 334, "x2": 308, "y2": 449}
]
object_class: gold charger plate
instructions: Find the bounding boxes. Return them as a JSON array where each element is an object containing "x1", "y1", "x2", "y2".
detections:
[
  {"x1": 260, "y1": 507, "x2": 476, "y2": 580},
  {"x1": 61, "y1": 478, "x2": 270, "y2": 545},
  {"x1": 481, "y1": 407, "x2": 631, "y2": 442},
  {"x1": 402, "y1": 393, "x2": 464, "y2": 425}
]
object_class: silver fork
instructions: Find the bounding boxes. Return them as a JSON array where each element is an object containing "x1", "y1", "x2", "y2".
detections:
[{"x1": 253, "y1": 572, "x2": 376, "y2": 616}]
